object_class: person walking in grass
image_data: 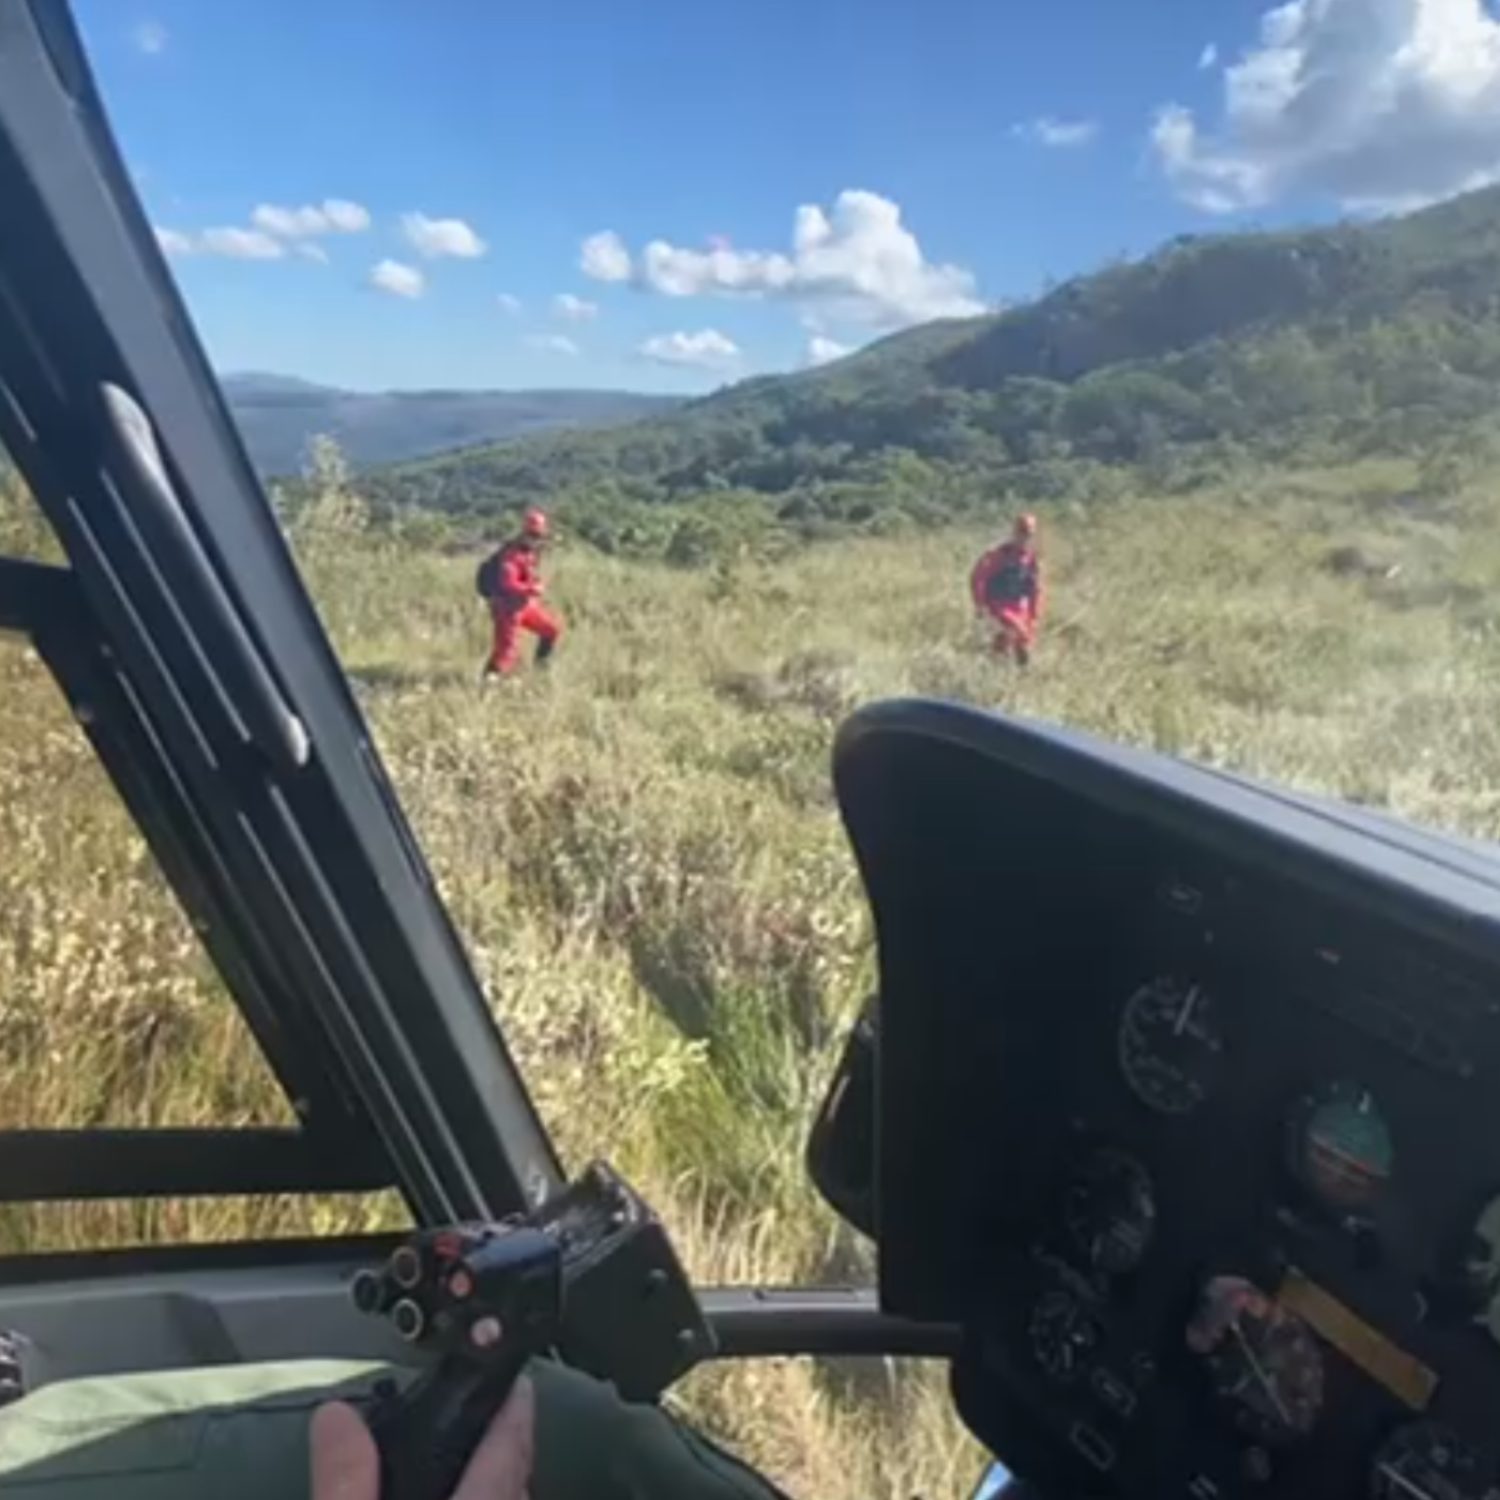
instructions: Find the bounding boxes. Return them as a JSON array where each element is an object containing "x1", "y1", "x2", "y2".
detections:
[
  {"x1": 970, "y1": 511, "x2": 1044, "y2": 667},
  {"x1": 477, "y1": 507, "x2": 563, "y2": 681}
]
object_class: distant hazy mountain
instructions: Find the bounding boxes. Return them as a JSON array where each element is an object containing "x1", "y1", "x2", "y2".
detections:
[{"x1": 220, "y1": 372, "x2": 682, "y2": 476}]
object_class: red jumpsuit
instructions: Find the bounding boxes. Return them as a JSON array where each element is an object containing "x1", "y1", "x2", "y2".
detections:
[
  {"x1": 971, "y1": 540, "x2": 1043, "y2": 662},
  {"x1": 488, "y1": 539, "x2": 562, "y2": 674}
]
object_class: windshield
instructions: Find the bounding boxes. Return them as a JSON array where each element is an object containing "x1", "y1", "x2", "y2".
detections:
[
  {"x1": 23, "y1": 0, "x2": 1500, "y2": 1493},
  {"x1": 0, "y1": 445, "x2": 411, "y2": 1250}
]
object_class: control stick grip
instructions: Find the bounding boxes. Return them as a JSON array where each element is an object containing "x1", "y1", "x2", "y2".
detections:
[
  {"x1": 371, "y1": 1348, "x2": 530, "y2": 1500},
  {"x1": 353, "y1": 1224, "x2": 561, "y2": 1500}
]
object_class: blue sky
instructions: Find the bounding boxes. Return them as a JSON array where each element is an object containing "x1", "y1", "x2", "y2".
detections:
[{"x1": 70, "y1": 0, "x2": 1500, "y2": 394}]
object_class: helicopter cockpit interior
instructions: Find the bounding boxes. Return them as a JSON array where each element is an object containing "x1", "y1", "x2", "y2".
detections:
[
  {"x1": 828, "y1": 700, "x2": 1500, "y2": 1500},
  {"x1": 8, "y1": 4, "x2": 1500, "y2": 1499}
]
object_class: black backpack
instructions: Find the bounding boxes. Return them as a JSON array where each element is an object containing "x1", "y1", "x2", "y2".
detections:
[
  {"x1": 985, "y1": 552, "x2": 1034, "y2": 605},
  {"x1": 475, "y1": 549, "x2": 500, "y2": 599}
]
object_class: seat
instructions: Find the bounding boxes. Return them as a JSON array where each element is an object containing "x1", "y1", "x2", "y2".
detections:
[{"x1": 0, "y1": 1356, "x2": 785, "y2": 1499}]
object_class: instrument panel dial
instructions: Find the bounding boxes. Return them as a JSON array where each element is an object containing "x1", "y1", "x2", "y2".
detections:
[
  {"x1": 1187, "y1": 1275, "x2": 1325, "y2": 1445},
  {"x1": 1063, "y1": 1148, "x2": 1157, "y2": 1275},
  {"x1": 1029, "y1": 1288, "x2": 1101, "y2": 1384},
  {"x1": 1117, "y1": 976, "x2": 1225, "y2": 1115},
  {"x1": 1286, "y1": 1080, "x2": 1394, "y2": 1220},
  {"x1": 1370, "y1": 1423, "x2": 1500, "y2": 1500}
]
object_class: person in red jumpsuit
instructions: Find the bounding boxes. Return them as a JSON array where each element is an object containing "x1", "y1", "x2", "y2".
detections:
[
  {"x1": 971, "y1": 512, "x2": 1044, "y2": 667},
  {"x1": 481, "y1": 507, "x2": 563, "y2": 679}
]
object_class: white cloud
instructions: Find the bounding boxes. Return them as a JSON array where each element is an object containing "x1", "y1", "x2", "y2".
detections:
[
  {"x1": 198, "y1": 227, "x2": 286, "y2": 260},
  {"x1": 401, "y1": 212, "x2": 487, "y2": 259},
  {"x1": 639, "y1": 328, "x2": 740, "y2": 368},
  {"x1": 580, "y1": 230, "x2": 632, "y2": 282},
  {"x1": 133, "y1": 20, "x2": 167, "y2": 55},
  {"x1": 323, "y1": 200, "x2": 370, "y2": 233},
  {"x1": 527, "y1": 334, "x2": 580, "y2": 356},
  {"x1": 552, "y1": 293, "x2": 599, "y2": 322},
  {"x1": 805, "y1": 334, "x2": 852, "y2": 367},
  {"x1": 640, "y1": 240, "x2": 790, "y2": 297},
  {"x1": 154, "y1": 226, "x2": 193, "y2": 257},
  {"x1": 1012, "y1": 116, "x2": 1099, "y2": 148},
  {"x1": 369, "y1": 258, "x2": 425, "y2": 299},
  {"x1": 1154, "y1": 0, "x2": 1500, "y2": 214},
  {"x1": 252, "y1": 199, "x2": 370, "y2": 238},
  {"x1": 1200, "y1": 42, "x2": 1220, "y2": 69},
  {"x1": 496, "y1": 293, "x2": 523, "y2": 314},
  {"x1": 154, "y1": 202, "x2": 366, "y2": 264},
  {"x1": 586, "y1": 189, "x2": 984, "y2": 328}
]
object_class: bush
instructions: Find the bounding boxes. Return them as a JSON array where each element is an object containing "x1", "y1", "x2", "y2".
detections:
[{"x1": 0, "y1": 463, "x2": 59, "y2": 561}]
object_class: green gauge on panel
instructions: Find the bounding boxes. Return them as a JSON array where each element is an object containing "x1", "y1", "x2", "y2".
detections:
[{"x1": 1286, "y1": 1080, "x2": 1394, "y2": 1219}]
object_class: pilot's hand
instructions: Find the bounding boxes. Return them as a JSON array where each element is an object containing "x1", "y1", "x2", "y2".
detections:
[{"x1": 310, "y1": 1378, "x2": 535, "y2": 1500}]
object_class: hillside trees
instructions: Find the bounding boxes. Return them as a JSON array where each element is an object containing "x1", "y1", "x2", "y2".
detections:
[{"x1": 350, "y1": 184, "x2": 1500, "y2": 544}]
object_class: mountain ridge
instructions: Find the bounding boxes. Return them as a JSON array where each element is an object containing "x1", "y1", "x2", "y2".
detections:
[
  {"x1": 354, "y1": 183, "x2": 1500, "y2": 542},
  {"x1": 221, "y1": 373, "x2": 682, "y2": 476}
]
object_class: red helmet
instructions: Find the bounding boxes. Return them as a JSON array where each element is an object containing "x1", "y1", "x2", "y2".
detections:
[
  {"x1": 522, "y1": 507, "x2": 549, "y2": 540},
  {"x1": 1014, "y1": 512, "x2": 1038, "y2": 539}
]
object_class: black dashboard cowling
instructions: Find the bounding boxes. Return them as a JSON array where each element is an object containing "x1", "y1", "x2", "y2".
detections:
[{"x1": 830, "y1": 700, "x2": 1500, "y2": 1500}]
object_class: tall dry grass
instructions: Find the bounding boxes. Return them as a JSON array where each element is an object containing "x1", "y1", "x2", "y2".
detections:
[{"x1": 6, "y1": 456, "x2": 1500, "y2": 1494}]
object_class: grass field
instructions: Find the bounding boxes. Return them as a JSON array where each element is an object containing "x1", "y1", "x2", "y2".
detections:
[{"x1": 4, "y1": 457, "x2": 1500, "y2": 1496}]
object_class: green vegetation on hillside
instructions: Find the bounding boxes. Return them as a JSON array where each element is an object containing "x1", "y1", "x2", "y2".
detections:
[
  {"x1": 7, "y1": 454, "x2": 1500, "y2": 1496},
  {"x1": 357, "y1": 185, "x2": 1500, "y2": 554}
]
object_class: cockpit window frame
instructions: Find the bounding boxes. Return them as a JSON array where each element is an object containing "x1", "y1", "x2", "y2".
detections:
[
  {"x1": 0, "y1": 0, "x2": 564, "y2": 1227},
  {"x1": 0, "y1": 553, "x2": 390, "y2": 1202}
]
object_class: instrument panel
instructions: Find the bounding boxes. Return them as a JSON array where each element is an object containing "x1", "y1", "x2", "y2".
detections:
[
  {"x1": 830, "y1": 701, "x2": 1500, "y2": 1500},
  {"x1": 959, "y1": 859, "x2": 1500, "y2": 1500}
]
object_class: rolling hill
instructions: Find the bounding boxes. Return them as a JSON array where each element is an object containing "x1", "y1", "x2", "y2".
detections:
[
  {"x1": 222, "y1": 372, "x2": 681, "y2": 476},
  {"x1": 358, "y1": 184, "x2": 1500, "y2": 546}
]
